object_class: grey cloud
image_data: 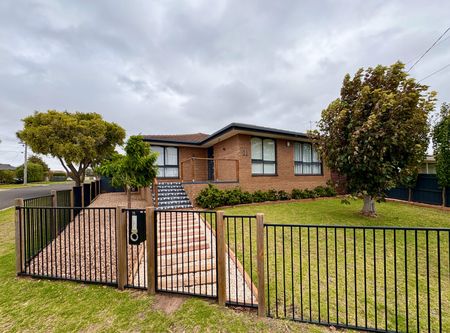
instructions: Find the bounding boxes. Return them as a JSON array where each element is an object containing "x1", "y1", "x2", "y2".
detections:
[{"x1": 0, "y1": 0, "x2": 449, "y2": 169}]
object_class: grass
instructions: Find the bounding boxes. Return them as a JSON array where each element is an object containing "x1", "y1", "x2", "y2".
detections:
[
  {"x1": 221, "y1": 198, "x2": 450, "y2": 332},
  {"x1": 0, "y1": 208, "x2": 324, "y2": 332},
  {"x1": 0, "y1": 181, "x2": 73, "y2": 190}
]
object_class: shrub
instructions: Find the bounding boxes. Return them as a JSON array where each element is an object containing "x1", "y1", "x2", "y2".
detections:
[
  {"x1": 195, "y1": 184, "x2": 337, "y2": 208},
  {"x1": 15, "y1": 162, "x2": 44, "y2": 182},
  {"x1": 0, "y1": 170, "x2": 15, "y2": 184}
]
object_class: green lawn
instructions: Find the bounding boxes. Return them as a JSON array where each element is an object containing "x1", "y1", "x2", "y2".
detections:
[
  {"x1": 0, "y1": 208, "x2": 323, "y2": 332},
  {"x1": 0, "y1": 181, "x2": 73, "y2": 190},
  {"x1": 221, "y1": 199, "x2": 450, "y2": 333}
]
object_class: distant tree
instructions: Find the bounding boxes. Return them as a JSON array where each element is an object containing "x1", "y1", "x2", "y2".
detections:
[
  {"x1": 16, "y1": 162, "x2": 44, "y2": 182},
  {"x1": 28, "y1": 155, "x2": 49, "y2": 172},
  {"x1": 432, "y1": 103, "x2": 450, "y2": 207},
  {"x1": 314, "y1": 62, "x2": 436, "y2": 216},
  {"x1": 17, "y1": 110, "x2": 126, "y2": 186},
  {"x1": 96, "y1": 135, "x2": 158, "y2": 208}
]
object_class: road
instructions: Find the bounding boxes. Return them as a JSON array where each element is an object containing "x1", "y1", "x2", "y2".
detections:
[{"x1": 0, "y1": 183, "x2": 74, "y2": 209}]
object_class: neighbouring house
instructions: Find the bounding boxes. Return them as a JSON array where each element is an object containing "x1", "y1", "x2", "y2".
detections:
[
  {"x1": 143, "y1": 123, "x2": 332, "y2": 208},
  {"x1": 418, "y1": 155, "x2": 437, "y2": 174}
]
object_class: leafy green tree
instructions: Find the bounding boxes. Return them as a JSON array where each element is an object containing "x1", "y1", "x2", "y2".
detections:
[
  {"x1": 432, "y1": 103, "x2": 450, "y2": 207},
  {"x1": 16, "y1": 162, "x2": 45, "y2": 182},
  {"x1": 97, "y1": 135, "x2": 158, "y2": 208},
  {"x1": 28, "y1": 155, "x2": 49, "y2": 172},
  {"x1": 17, "y1": 110, "x2": 125, "y2": 186},
  {"x1": 314, "y1": 62, "x2": 436, "y2": 216}
]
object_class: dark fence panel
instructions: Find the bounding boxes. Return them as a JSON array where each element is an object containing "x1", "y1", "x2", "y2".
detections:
[
  {"x1": 224, "y1": 215, "x2": 258, "y2": 308},
  {"x1": 18, "y1": 206, "x2": 118, "y2": 286},
  {"x1": 24, "y1": 195, "x2": 53, "y2": 207},
  {"x1": 265, "y1": 224, "x2": 450, "y2": 333},
  {"x1": 73, "y1": 186, "x2": 82, "y2": 216},
  {"x1": 83, "y1": 183, "x2": 91, "y2": 207},
  {"x1": 124, "y1": 208, "x2": 148, "y2": 290},
  {"x1": 100, "y1": 176, "x2": 123, "y2": 193},
  {"x1": 387, "y1": 174, "x2": 449, "y2": 207},
  {"x1": 155, "y1": 210, "x2": 218, "y2": 299}
]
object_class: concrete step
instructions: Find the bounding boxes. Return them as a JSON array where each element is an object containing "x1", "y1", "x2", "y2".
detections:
[
  {"x1": 157, "y1": 249, "x2": 213, "y2": 266},
  {"x1": 157, "y1": 234, "x2": 206, "y2": 248},
  {"x1": 159, "y1": 259, "x2": 215, "y2": 276},
  {"x1": 158, "y1": 240, "x2": 209, "y2": 255},
  {"x1": 157, "y1": 270, "x2": 216, "y2": 289}
]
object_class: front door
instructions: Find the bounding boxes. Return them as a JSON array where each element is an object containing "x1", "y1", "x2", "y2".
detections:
[{"x1": 207, "y1": 147, "x2": 214, "y2": 181}]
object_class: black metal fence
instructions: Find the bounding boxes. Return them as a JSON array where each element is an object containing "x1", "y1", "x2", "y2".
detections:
[
  {"x1": 264, "y1": 224, "x2": 450, "y2": 332},
  {"x1": 17, "y1": 206, "x2": 117, "y2": 286},
  {"x1": 387, "y1": 174, "x2": 450, "y2": 207},
  {"x1": 224, "y1": 215, "x2": 258, "y2": 308},
  {"x1": 155, "y1": 210, "x2": 218, "y2": 299}
]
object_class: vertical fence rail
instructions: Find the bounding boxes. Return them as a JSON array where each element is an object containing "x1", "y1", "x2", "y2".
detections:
[
  {"x1": 223, "y1": 215, "x2": 259, "y2": 308},
  {"x1": 17, "y1": 206, "x2": 118, "y2": 286},
  {"x1": 155, "y1": 210, "x2": 218, "y2": 298},
  {"x1": 264, "y1": 224, "x2": 450, "y2": 333}
]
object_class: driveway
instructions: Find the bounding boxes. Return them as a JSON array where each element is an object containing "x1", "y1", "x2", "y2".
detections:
[{"x1": 0, "y1": 183, "x2": 74, "y2": 209}]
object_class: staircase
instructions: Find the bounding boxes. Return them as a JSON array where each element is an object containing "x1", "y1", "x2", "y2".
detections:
[{"x1": 155, "y1": 182, "x2": 193, "y2": 210}]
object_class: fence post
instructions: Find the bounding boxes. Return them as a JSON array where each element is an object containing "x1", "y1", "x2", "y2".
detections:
[
  {"x1": 256, "y1": 213, "x2": 266, "y2": 317},
  {"x1": 146, "y1": 206, "x2": 156, "y2": 295},
  {"x1": 51, "y1": 190, "x2": 57, "y2": 239},
  {"x1": 116, "y1": 206, "x2": 127, "y2": 290},
  {"x1": 81, "y1": 184, "x2": 85, "y2": 208},
  {"x1": 216, "y1": 210, "x2": 226, "y2": 306},
  {"x1": 70, "y1": 188, "x2": 74, "y2": 220},
  {"x1": 15, "y1": 198, "x2": 24, "y2": 275}
]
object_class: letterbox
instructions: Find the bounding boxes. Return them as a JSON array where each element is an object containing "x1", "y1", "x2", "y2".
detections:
[{"x1": 128, "y1": 210, "x2": 146, "y2": 245}]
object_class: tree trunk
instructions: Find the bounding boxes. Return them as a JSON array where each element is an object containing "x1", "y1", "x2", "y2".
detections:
[
  {"x1": 127, "y1": 186, "x2": 132, "y2": 209},
  {"x1": 408, "y1": 188, "x2": 412, "y2": 202},
  {"x1": 361, "y1": 195, "x2": 377, "y2": 217}
]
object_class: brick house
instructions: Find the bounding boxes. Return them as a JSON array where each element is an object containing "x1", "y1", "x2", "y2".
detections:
[{"x1": 144, "y1": 123, "x2": 331, "y2": 209}]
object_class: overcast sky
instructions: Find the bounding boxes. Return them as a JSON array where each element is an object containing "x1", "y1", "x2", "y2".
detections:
[{"x1": 0, "y1": 0, "x2": 449, "y2": 170}]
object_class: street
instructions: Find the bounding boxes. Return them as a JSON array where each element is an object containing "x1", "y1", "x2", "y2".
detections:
[{"x1": 0, "y1": 183, "x2": 74, "y2": 209}]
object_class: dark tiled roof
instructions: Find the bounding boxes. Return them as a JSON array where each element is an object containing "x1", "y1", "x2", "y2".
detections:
[
  {"x1": 143, "y1": 123, "x2": 308, "y2": 145},
  {"x1": 143, "y1": 133, "x2": 209, "y2": 144}
]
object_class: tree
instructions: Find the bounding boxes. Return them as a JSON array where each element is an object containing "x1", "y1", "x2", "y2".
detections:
[
  {"x1": 16, "y1": 162, "x2": 45, "y2": 182},
  {"x1": 28, "y1": 155, "x2": 49, "y2": 173},
  {"x1": 314, "y1": 62, "x2": 436, "y2": 216},
  {"x1": 17, "y1": 110, "x2": 126, "y2": 186},
  {"x1": 96, "y1": 135, "x2": 158, "y2": 208},
  {"x1": 432, "y1": 103, "x2": 450, "y2": 207}
]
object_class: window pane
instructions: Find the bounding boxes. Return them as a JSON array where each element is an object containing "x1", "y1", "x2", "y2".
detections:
[
  {"x1": 312, "y1": 163, "x2": 321, "y2": 174},
  {"x1": 294, "y1": 162, "x2": 302, "y2": 174},
  {"x1": 252, "y1": 162, "x2": 263, "y2": 174},
  {"x1": 165, "y1": 147, "x2": 178, "y2": 165},
  {"x1": 302, "y1": 144, "x2": 312, "y2": 162},
  {"x1": 263, "y1": 139, "x2": 275, "y2": 161},
  {"x1": 312, "y1": 146, "x2": 320, "y2": 162},
  {"x1": 164, "y1": 167, "x2": 179, "y2": 178},
  {"x1": 294, "y1": 143, "x2": 301, "y2": 162},
  {"x1": 251, "y1": 137, "x2": 262, "y2": 159},
  {"x1": 152, "y1": 146, "x2": 164, "y2": 165},
  {"x1": 156, "y1": 167, "x2": 164, "y2": 178},
  {"x1": 264, "y1": 162, "x2": 276, "y2": 174},
  {"x1": 303, "y1": 163, "x2": 311, "y2": 174}
]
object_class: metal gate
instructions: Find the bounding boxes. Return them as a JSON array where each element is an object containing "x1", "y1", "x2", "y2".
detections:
[{"x1": 155, "y1": 210, "x2": 218, "y2": 299}]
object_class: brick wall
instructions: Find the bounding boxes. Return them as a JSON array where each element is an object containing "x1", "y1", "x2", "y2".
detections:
[{"x1": 157, "y1": 146, "x2": 207, "y2": 182}]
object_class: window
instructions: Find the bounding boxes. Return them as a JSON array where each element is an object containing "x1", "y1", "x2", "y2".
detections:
[
  {"x1": 251, "y1": 137, "x2": 276, "y2": 175},
  {"x1": 152, "y1": 146, "x2": 179, "y2": 178},
  {"x1": 294, "y1": 142, "x2": 322, "y2": 175}
]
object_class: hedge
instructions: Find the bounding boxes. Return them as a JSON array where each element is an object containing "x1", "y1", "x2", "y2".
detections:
[
  {"x1": 0, "y1": 170, "x2": 15, "y2": 184},
  {"x1": 15, "y1": 162, "x2": 45, "y2": 182},
  {"x1": 195, "y1": 184, "x2": 337, "y2": 209}
]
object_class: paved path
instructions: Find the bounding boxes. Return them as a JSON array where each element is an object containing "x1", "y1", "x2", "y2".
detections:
[{"x1": 0, "y1": 183, "x2": 73, "y2": 209}]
